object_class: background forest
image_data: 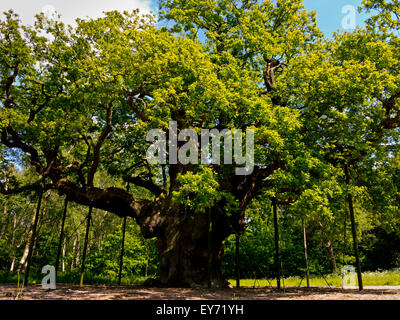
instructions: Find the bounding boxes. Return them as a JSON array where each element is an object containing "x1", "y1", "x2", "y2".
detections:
[{"x1": 1, "y1": 159, "x2": 399, "y2": 283}]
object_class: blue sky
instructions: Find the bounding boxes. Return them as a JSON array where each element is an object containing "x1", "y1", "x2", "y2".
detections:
[
  {"x1": 302, "y1": 0, "x2": 370, "y2": 36},
  {"x1": 150, "y1": 0, "x2": 370, "y2": 36},
  {"x1": 1, "y1": 1, "x2": 371, "y2": 37}
]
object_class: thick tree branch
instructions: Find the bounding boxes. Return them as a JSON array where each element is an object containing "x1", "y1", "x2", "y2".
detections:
[
  {"x1": 382, "y1": 93, "x2": 400, "y2": 129},
  {"x1": 126, "y1": 95, "x2": 150, "y2": 122},
  {"x1": 1, "y1": 126, "x2": 44, "y2": 175},
  {"x1": 262, "y1": 60, "x2": 285, "y2": 93},
  {"x1": 127, "y1": 175, "x2": 163, "y2": 196},
  {"x1": 3, "y1": 64, "x2": 19, "y2": 108},
  {"x1": 87, "y1": 104, "x2": 113, "y2": 187},
  {"x1": 0, "y1": 181, "x2": 53, "y2": 195},
  {"x1": 54, "y1": 178, "x2": 162, "y2": 238}
]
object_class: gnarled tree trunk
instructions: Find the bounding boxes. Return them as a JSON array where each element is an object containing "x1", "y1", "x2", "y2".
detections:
[
  {"x1": 155, "y1": 209, "x2": 230, "y2": 288},
  {"x1": 53, "y1": 180, "x2": 238, "y2": 288}
]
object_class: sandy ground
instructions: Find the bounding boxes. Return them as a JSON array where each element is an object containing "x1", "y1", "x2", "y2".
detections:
[{"x1": 1, "y1": 284, "x2": 400, "y2": 300}]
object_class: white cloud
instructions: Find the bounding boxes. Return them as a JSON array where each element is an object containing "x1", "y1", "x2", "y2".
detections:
[{"x1": 0, "y1": 0, "x2": 153, "y2": 26}]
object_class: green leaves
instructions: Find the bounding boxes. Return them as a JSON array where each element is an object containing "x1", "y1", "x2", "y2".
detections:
[
  {"x1": 362, "y1": 0, "x2": 400, "y2": 32},
  {"x1": 173, "y1": 166, "x2": 221, "y2": 211},
  {"x1": 88, "y1": 222, "x2": 158, "y2": 278}
]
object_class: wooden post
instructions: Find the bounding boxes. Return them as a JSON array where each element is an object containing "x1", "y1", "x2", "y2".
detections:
[
  {"x1": 342, "y1": 205, "x2": 347, "y2": 285},
  {"x1": 55, "y1": 197, "x2": 68, "y2": 273},
  {"x1": 302, "y1": 217, "x2": 310, "y2": 288},
  {"x1": 23, "y1": 183, "x2": 44, "y2": 286},
  {"x1": 345, "y1": 165, "x2": 363, "y2": 291},
  {"x1": 207, "y1": 207, "x2": 212, "y2": 288},
  {"x1": 118, "y1": 216, "x2": 127, "y2": 285},
  {"x1": 272, "y1": 197, "x2": 281, "y2": 289},
  {"x1": 235, "y1": 233, "x2": 240, "y2": 289},
  {"x1": 80, "y1": 206, "x2": 92, "y2": 286}
]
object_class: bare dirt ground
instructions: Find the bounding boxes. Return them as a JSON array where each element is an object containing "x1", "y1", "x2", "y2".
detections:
[{"x1": 1, "y1": 284, "x2": 400, "y2": 300}]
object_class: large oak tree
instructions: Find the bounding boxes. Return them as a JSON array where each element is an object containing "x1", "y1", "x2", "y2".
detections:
[{"x1": 1, "y1": 0, "x2": 399, "y2": 287}]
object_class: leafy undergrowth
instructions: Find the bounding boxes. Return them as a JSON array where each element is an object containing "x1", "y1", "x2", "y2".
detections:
[{"x1": 0, "y1": 271, "x2": 148, "y2": 285}]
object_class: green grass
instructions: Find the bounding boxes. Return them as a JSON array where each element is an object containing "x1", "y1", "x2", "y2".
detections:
[
  {"x1": 1, "y1": 270, "x2": 400, "y2": 287},
  {"x1": 229, "y1": 270, "x2": 400, "y2": 287}
]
